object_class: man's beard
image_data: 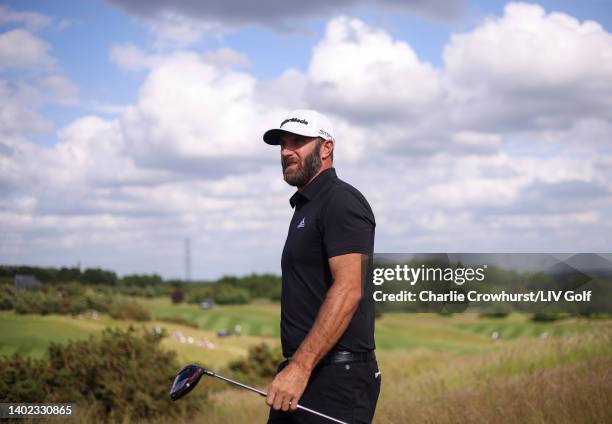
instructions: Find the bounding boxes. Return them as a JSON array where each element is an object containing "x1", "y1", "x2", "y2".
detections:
[{"x1": 282, "y1": 142, "x2": 322, "y2": 187}]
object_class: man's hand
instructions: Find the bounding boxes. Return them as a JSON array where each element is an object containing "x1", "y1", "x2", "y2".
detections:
[{"x1": 266, "y1": 362, "x2": 311, "y2": 412}]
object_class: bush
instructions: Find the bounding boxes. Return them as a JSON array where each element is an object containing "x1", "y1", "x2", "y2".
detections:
[
  {"x1": 479, "y1": 312, "x2": 510, "y2": 319},
  {"x1": 85, "y1": 291, "x2": 115, "y2": 314},
  {"x1": 57, "y1": 282, "x2": 86, "y2": 297},
  {"x1": 532, "y1": 312, "x2": 567, "y2": 322},
  {"x1": 185, "y1": 284, "x2": 216, "y2": 304},
  {"x1": 13, "y1": 290, "x2": 46, "y2": 314},
  {"x1": 0, "y1": 328, "x2": 207, "y2": 421},
  {"x1": 214, "y1": 285, "x2": 251, "y2": 305},
  {"x1": 66, "y1": 296, "x2": 88, "y2": 315},
  {"x1": 227, "y1": 343, "x2": 284, "y2": 386},
  {"x1": 269, "y1": 284, "x2": 282, "y2": 302},
  {"x1": 159, "y1": 316, "x2": 199, "y2": 328},
  {"x1": 0, "y1": 356, "x2": 53, "y2": 403},
  {"x1": 109, "y1": 301, "x2": 151, "y2": 321},
  {"x1": 0, "y1": 287, "x2": 14, "y2": 310}
]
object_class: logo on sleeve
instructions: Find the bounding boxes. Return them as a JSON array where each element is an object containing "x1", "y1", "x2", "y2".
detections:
[{"x1": 296, "y1": 217, "x2": 305, "y2": 228}]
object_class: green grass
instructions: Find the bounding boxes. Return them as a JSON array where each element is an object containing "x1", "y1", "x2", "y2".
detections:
[
  {"x1": 2, "y1": 299, "x2": 599, "y2": 364},
  {"x1": 140, "y1": 298, "x2": 280, "y2": 337},
  {"x1": 142, "y1": 299, "x2": 597, "y2": 354},
  {"x1": 0, "y1": 310, "x2": 277, "y2": 369},
  {"x1": 0, "y1": 311, "x2": 130, "y2": 359}
]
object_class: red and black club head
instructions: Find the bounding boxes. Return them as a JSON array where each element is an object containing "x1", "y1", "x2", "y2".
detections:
[{"x1": 170, "y1": 364, "x2": 207, "y2": 401}]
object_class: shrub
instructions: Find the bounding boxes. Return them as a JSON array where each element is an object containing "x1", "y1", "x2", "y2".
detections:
[
  {"x1": 0, "y1": 356, "x2": 53, "y2": 403},
  {"x1": 0, "y1": 328, "x2": 208, "y2": 421},
  {"x1": 532, "y1": 312, "x2": 566, "y2": 322},
  {"x1": 13, "y1": 290, "x2": 46, "y2": 314},
  {"x1": 0, "y1": 287, "x2": 14, "y2": 310},
  {"x1": 109, "y1": 301, "x2": 151, "y2": 321},
  {"x1": 85, "y1": 291, "x2": 114, "y2": 313},
  {"x1": 66, "y1": 296, "x2": 88, "y2": 315},
  {"x1": 479, "y1": 312, "x2": 510, "y2": 319},
  {"x1": 185, "y1": 284, "x2": 216, "y2": 304},
  {"x1": 214, "y1": 285, "x2": 251, "y2": 305},
  {"x1": 227, "y1": 343, "x2": 284, "y2": 386},
  {"x1": 269, "y1": 284, "x2": 282, "y2": 302},
  {"x1": 158, "y1": 316, "x2": 199, "y2": 328}
]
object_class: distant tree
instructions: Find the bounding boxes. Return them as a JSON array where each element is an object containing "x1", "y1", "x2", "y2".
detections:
[
  {"x1": 121, "y1": 274, "x2": 163, "y2": 286},
  {"x1": 56, "y1": 267, "x2": 82, "y2": 282},
  {"x1": 80, "y1": 268, "x2": 118, "y2": 285}
]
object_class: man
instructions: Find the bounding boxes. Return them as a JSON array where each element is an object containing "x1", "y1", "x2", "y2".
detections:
[{"x1": 263, "y1": 110, "x2": 380, "y2": 423}]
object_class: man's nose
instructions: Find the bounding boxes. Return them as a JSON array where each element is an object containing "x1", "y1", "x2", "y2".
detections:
[{"x1": 280, "y1": 143, "x2": 294, "y2": 156}]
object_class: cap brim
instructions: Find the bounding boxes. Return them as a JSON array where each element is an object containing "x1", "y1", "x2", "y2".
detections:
[
  {"x1": 263, "y1": 127, "x2": 324, "y2": 145},
  {"x1": 263, "y1": 129, "x2": 285, "y2": 145}
]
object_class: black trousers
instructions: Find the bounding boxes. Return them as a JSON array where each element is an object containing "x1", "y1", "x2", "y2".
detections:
[{"x1": 267, "y1": 358, "x2": 381, "y2": 424}]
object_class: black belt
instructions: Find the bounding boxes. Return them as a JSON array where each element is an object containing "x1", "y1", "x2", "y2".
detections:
[{"x1": 286, "y1": 350, "x2": 375, "y2": 366}]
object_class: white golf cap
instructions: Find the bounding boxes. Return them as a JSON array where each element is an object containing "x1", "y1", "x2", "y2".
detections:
[{"x1": 263, "y1": 109, "x2": 334, "y2": 145}]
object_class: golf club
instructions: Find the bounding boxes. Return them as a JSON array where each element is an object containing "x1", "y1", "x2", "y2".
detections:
[{"x1": 170, "y1": 364, "x2": 349, "y2": 424}]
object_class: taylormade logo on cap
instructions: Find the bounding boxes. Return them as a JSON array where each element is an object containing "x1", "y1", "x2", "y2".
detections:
[
  {"x1": 263, "y1": 109, "x2": 335, "y2": 145},
  {"x1": 280, "y1": 118, "x2": 308, "y2": 127}
]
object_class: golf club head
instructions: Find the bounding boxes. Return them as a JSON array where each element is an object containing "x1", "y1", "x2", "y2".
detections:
[{"x1": 170, "y1": 364, "x2": 206, "y2": 401}]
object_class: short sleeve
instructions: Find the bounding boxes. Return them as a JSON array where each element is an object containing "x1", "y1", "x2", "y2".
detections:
[{"x1": 322, "y1": 188, "x2": 375, "y2": 258}]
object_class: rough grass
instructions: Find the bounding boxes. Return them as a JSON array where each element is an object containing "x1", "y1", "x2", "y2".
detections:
[
  {"x1": 374, "y1": 329, "x2": 612, "y2": 423},
  {"x1": 136, "y1": 326, "x2": 612, "y2": 424},
  {"x1": 144, "y1": 326, "x2": 612, "y2": 424}
]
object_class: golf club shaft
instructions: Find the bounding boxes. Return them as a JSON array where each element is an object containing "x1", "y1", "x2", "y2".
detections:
[{"x1": 209, "y1": 371, "x2": 349, "y2": 424}]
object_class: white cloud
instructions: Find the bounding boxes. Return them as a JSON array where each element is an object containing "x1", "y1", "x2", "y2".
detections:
[
  {"x1": 0, "y1": 5, "x2": 51, "y2": 31},
  {"x1": 3, "y1": 4, "x2": 612, "y2": 277},
  {"x1": 109, "y1": 43, "x2": 153, "y2": 71},
  {"x1": 88, "y1": 101, "x2": 129, "y2": 115},
  {"x1": 307, "y1": 16, "x2": 442, "y2": 123},
  {"x1": 41, "y1": 75, "x2": 79, "y2": 105},
  {"x1": 145, "y1": 11, "x2": 218, "y2": 47},
  {"x1": 202, "y1": 48, "x2": 251, "y2": 69},
  {"x1": 446, "y1": 3, "x2": 612, "y2": 87},
  {"x1": 443, "y1": 2, "x2": 612, "y2": 131},
  {"x1": 0, "y1": 29, "x2": 54, "y2": 69},
  {"x1": 119, "y1": 52, "x2": 279, "y2": 169}
]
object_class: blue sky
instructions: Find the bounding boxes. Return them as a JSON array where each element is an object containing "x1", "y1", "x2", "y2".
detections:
[{"x1": 1, "y1": 0, "x2": 611, "y2": 279}]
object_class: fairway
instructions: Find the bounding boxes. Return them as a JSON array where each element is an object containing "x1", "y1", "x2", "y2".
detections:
[
  {"x1": 0, "y1": 311, "x2": 130, "y2": 358},
  {"x1": 140, "y1": 298, "x2": 281, "y2": 337},
  {"x1": 2, "y1": 298, "x2": 602, "y2": 365},
  {"x1": 0, "y1": 310, "x2": 278, "y2": 369},
  {"x1": 140, "y1": 298, "x2": 598, "y2": 353}
]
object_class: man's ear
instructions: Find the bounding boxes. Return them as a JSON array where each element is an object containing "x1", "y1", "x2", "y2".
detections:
[{"x1": 321, "y1": 139, "x2": 334, "y2": 160}]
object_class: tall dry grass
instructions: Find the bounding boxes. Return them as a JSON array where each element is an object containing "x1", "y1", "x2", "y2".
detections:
[{"x1": 375, "y1": 330, "x2": 612, "y2": 423}]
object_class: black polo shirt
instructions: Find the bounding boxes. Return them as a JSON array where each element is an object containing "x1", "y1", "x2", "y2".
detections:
[{"x1": 280, "y1": 167, "x2": 376, "y2": 358}]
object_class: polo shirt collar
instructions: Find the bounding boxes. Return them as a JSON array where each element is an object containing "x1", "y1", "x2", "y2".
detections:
[{"x1": 289, "y1": 167, "x2": 337, "y2": 208}]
